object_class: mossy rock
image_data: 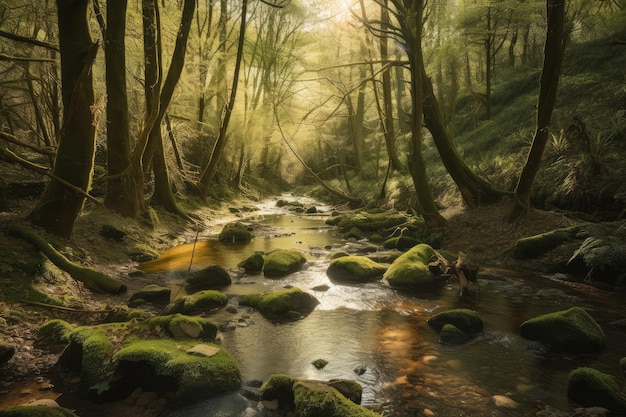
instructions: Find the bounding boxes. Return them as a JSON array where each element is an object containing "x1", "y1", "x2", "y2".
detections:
[
  {"x1": 37, "y1": 319, "x2": 75, "y2": 344},
  {"x1": 218, "y1": 222, "x2": 252, "y2": 243},
  {"x1": 514, "y1": 226, "x2": 582, "y2": 259},
  {"x1": 439, "y1": 324, "x2": 470, "y2": 345},
  {"x1": 186, "y1": 265, "x2": 232, "y2": 292},
  {"x1": 166, "y1": 290, "x2": 229, "y2": 315},
  {"x1": 261, "y1": 373, "x2": 297, "y2": 405},
  {"x1": 104, "y1": 306, "x2": 151, "y2": 323},
  {"x1": 238, "y1": 253, "x2": 265, "y2": 273},
  {"x1": 0, "y1": 406, "x2": 79, "y2": 417},
  {"x1": 620, "y1": 357, "x2": 626, "y2": 374},
  {"x1": 293, "y1": 380, "x2": 380, "y2": 417},
  {"x1": 567, "y1": 367, "x2": 626, "y2": 412},
  {"x1": 343, "y1": 227, "x2": 364, "y2": 240},
  {"x1": 148, "y1": 314, "x2": 217, "y2": 340},
  {"x1": 330, "y1": 251, "x2": 350, "y2": 260},
  {"x1": 520, "y1": 307, "x2": 606, "y2": 352},
  {"x1": 263, "y1": 249, "x2": 306, "y2": 278},
  {"x1": 382, "y1": 244, "x2": 444, "y2": 291},
  {"x1": 427, "y1": 309, "x2": 484, "y2": 334},
  {"x1": 240, "y1": 287, "x2": 319, "y2": 321},
  {"x1": 327, "y1": 379, "x2": 363, "y2": 404},
  {"x1": 326, "y1": 256, "x2": 387, "y2": 283},
  {"x1": 115, "y1": 338, "x2": 241, "y2": 401},
  {"x1": 382, "y1": 236, "x2": 420, "y2": 251},
  {"x1": 128, "y1": 284, "x2": 171, "y2": 305},
  {"x1": 0, "y1": 339, "x2": 15, "y2": 365},
  {"x1": 335, "y1": 211, "x2": 408, "y2": 233}
]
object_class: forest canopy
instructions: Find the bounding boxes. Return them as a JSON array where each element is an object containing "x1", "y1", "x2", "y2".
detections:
[{"x1": 0, "y1": 0, "x2": 625, "y2": 235}]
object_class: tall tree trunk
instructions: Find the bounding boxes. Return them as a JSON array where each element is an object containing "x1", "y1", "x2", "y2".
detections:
[
  {"x1": 198, "y1": 0, "x2": 248, "y2": 195},
  {"x1": 508, "y1": 0, "x2": 566, "y2": 222},
  {"x1": 103, "y1": 0, "x2": 138, "y2": 217},
  {"x1": 420, "y1": 64, "x2": 505, "y2": 207},
  {"x1": 29, "y1": 0, "x2": 97, "y2": 238}
]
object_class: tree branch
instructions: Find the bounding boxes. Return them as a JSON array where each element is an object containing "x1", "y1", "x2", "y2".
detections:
[{"x1": 0, "y1": 29, "x2": 59, "y2": 51}]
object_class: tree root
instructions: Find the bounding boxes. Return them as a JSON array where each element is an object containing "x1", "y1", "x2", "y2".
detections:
[{"x1": 7, "y1": 224, "x2": 127, "y2": 295}]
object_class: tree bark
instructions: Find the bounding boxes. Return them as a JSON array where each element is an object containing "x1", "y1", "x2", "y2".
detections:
[
  {"x1": 103, "y1": 0, "x2": 138, "y2": 218},
  {"x1": 29, "y1": 0, "x2": 97, "y2": 238},
  {"x1": 508, "y1": 0, "x2": 566, "y2": 222}
]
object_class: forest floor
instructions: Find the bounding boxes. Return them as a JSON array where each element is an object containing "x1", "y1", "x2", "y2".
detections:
[{"x1": 0, "y1": 192, "x2": 586, "y2": 415}]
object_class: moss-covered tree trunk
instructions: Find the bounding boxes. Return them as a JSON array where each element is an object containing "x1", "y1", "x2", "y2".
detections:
[
  {"x1": 420, "y1": 64, "x2": 505, "y2": 207},
  {"x1": 104, "y1": 0, "x2": 140, "y2": 218},
  {"x1": 508, "y1": 0, "x2": 566, "y2": 222},
  {"x1": 29, "y1": 0, "x2": 97, "y2": 238}
]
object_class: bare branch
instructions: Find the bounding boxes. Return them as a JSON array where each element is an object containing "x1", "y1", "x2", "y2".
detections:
[{"x1": 0, "y1": 29, "x2": 59, "y2": 51}]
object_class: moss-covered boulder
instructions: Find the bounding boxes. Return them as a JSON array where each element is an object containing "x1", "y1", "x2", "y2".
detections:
[
  {"x1": 427, "y1": 309, "x2": 484, "y2": 334},
  {"x1": 185, "y1": 265, "x2": 232, "y2": 292},
  {"x1": 263, "y1": 249, "x2": 306, "y2": 278},
  {"x1": 218, "y1": 222, "x2": 252, "y2": 243},
  {"x1": 128, "y1": 284, "x2": 171, "y2": 306},
  {"x1": 115, "y1": 338, "x2": 241, "y2": 401},
  {"x1": 343, "y1": 227, "x2": 364, "y2": 240},
  {"x1": 567, "y1": 367, "x2": 626, "y2": 412},
  {"x1": 439, "y1": 324, "x2": 470, "y2": 345},
  {"x1": 382, "y1": 236, "x2": 420, "y2": 251},
  {"x1": 520, "y1": 307, "x2": 606, "y2": 352},
  {"x1": 261, "y1": 374, "x2": 379, "y2": 416},
  {"x1": 0, "y1": 339, "x2": 15, "y2": 365},
  {"x1": 0, "y1": 405, "x2": 79, "y2": 417},
  {"x1": 293, "y1": 380, "x2": 380, "y2": 417},
  {"x1": 382, "y1": 244, "x2": 445, "y2": 291},
  {"x1": 240, "y1": 287, "x2": 319, "y2": 321},
  {"x1": 165, "y1": 290, "x2": 229, "y2": 315},
  {"x1": 514, "y1": 226, "x2": 582, "y2": 259},
  {"x1": 332, "y1": 211, "x2": 409, "y2": 233},
  {"x1": 148, "y1": 314, "x2": 217, "y2": 340},
  {"x1": 326, "y1": 256, "x2": 387, "y2": 284},
  {"x1": 238, "y1": 252, "x2": 265, "y2": 274},
  {"x1": 37, "y1": 319, "x2": 75, "y2": 344}
]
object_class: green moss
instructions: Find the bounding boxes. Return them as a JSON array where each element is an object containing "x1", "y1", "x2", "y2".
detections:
[
  {"x1": 115, "y1": 338, "x2": 241, "y2": 400},
  {"x1": 520, "y1": 307, "x2": 606, "y2": 352},
  {"x1": 336, "y1": 212, "x2": 408, "y2": 233},
  {"x1": 382, "y1": 236, "x2": 420, "y2": 251},
  {"x1": 382, "y1": 244, "x2": 440, "y2": 291},
  {"x1": 514, "y1": 226, "x2": 582, "y2": 259},
  {"x1": 219, "y1": 222, "x2": 252, "y2": 243},
  {"x1": 166, "y1": 290, "x2": 229, "y2": 315},
  {"x1": 70, "y1": 326, "x2": 115, "y2": 389},
  {"x1": 37, "y1": 319, "x2": 75, "y2": 344},
  {"x1": 428, "y1": 309, "x2": 484, "y2": 333},
  {"x1": 241, "y1": 288, "x2": 319, "y2": 320},
  {"x1": 326, "y1": 256, "x2": 387, "y2": 283},
  {"x1": 0, "y1": 406, "x2": 78, "y2": 417},
  {"x1": 238, "y1": 252, "x2": 265, "y2": 273},
  {"x1": 261, "y1": 373, "x2": 296, "y2": 403},
  {"x1": 148, "y1": 314, "x2": 217, "y2": 341},
  {"x1": 568, "y1": 367, "x2": 626, "y2": 412},
  {"x1": 439, "y1": 324, "x2": 471, "y2": 345},
  {"x1": 263, "y1": 249, "x2": 306, "y2": 278},
  {"x1": 293, "y1": 380, "x2": 380, "y2": 417}
]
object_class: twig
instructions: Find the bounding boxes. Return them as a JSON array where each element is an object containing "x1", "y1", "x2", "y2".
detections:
[{"x1": 19, "y1": 299, "x2": 112, "y2": 314}]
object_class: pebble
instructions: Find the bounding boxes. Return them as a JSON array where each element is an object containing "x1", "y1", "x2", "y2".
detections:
[
  {"x1": 492, "y1": 395, "x2": 519, "y2": 409},
  {"x1": 423, "y1": 409, "x2": 435, "y2": 416}
]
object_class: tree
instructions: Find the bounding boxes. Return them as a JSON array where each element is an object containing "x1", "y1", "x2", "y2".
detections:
[
  {"x1": 29, "y1": 0, "x2": 97, "y2": 237},
  {"x1": 508, "y1": 0, "x2": 567, "y2": 222}
]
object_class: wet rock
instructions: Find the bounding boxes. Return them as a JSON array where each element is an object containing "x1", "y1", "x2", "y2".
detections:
[
  {"x1": 263, "y1": 249, "x2": 306, "y2": 278},
  {"x1": 312, "y1": 359, "x2": 328, "y2": 369},
  {"x1": 492, "y1": 395, "x2": 519, "y2": 409},
  {"x1": 383, "y1": 236, "x2": 421, "y2": 251},
  {"x1": 0, "y1": 340, "x2": 15, "y2": 365},
  {"x1": 326, "y1": 255, "x2": 387, "y2": 284},
  {"x1": 185, "y1": 265, "x2": 232, "y2": 292},
  {"x1": 240, "y1": 287, "x2": 319, "y2": 321},
  {"x1": 148, "y1": 314, "x2": 217, "y2": 340},
  {"x1": 241, "y1": 379, "x2": 264, "y2": 401},
  {"x1": 129, "y1": 284, "x2": 171, "y2": 304},
  {"x1": 428, "y1": 309, "x2": 484, "y2": 334},
  {"x1": 354, "y1": 366, "x2": 367, "y2": 375},
  {"x1": 293, "y1": 380, "x2": 379, "y2": 417},
  {"x1": 383, "y1": 244, "x2": 448, "y2": 292},
  {"x1": 165, "y1": 290, "x2": 229, "y2": 315},
  {"x1": 439, "y1": 324, "x2": 470, "y2": 345},
  {"x1": 343, "y1": 227, "x2": 364, "y2": 240},
  {"x1": 568, "y1": 367, "x2": 626, "y2": 412},
  {"x1": 306, "y1": 206, "x2": 317, "y2": 214},
  {"x1": 219, "y1": 222, "x2": 252, "y2": 243},
  {"x1": 520, "y1": 307, "x2": 605, "y2": 352},
  {"x1": 327, "y1": 379, "x2": 363, "y2": 404},
  {"x1": 238, "y1": 253, "x2": 265, "y2": 274},
  {"x1": 311, "y1": 284, "x2": 330, "y2": 292}
]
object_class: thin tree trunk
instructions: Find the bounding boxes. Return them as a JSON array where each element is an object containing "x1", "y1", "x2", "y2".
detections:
[
  {"x1": 29, "y1": 0, "x2": 97, "y2": 238},
  {"x1": 508, "y1": 0, "x2": 566, "y2": 222}
]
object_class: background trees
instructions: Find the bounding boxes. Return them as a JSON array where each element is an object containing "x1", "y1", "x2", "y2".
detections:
[{"x1": 0, "y1": 0, "x2": 624, "y2": 235}]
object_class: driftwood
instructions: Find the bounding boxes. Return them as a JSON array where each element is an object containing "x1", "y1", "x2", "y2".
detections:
[
  {"x1": 453, "y1": 252, "x2": 479, "y2": 297},
  {"x1": 8, "y1": 224, "x2": 127, "y2": 295}
]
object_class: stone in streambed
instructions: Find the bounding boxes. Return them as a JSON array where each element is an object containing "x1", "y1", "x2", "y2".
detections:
[
  {"x1": 219, "y1": 222, "x2": 252, "y2": 243},
  {"x1": 567, "y1": 367, "x2": 626, "y2": 412},
  {"x1": 240, "y1": 287, "x2": 319, "y2": 321},
  {"x1": 382, "y1": 244, "x2": 448, "y2": 292},
  {"x1": 128, "y1": 284, "x2": 171, "y2": 305},
  {"x1": 165, "y1": 290, "x2": 229, "y2": 315},
  {"x1": 326, "y1": 255, "x2": 387, "y2": 283},
  {"x1": 428, "y1": 309, "x2": 484, "y2": 334},
  {"x1": 520, "y1": 307, "x2": 605, "y2": 352},
  {"x1": 439, "y1": 324, "x2": 470, "y2": 345},
  {"x1": 185, "y1": 265, "x2": 232, "y2": 291},
  {"x1": 263, "y1": 249, "x2": 306, "y2": 278},
  {"x1": 238, "y1": 253, "x2": 265, "y2": 274}
]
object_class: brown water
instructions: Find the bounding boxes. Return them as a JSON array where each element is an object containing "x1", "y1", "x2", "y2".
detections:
[{"x1": 148, "y1": 197, "x2": 626, "y2": 417}]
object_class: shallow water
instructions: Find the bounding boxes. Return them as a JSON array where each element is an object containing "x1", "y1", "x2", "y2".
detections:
[{"x1": 149, "y1": 197, "x2": 626, "y2": 417}]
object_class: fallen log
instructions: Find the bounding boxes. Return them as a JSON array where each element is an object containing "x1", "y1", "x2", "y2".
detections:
[{"x1": 8, "y1": 224, "x2": 127, "y2": 294}]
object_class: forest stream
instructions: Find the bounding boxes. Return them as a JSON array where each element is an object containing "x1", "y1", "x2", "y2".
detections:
[{"x1": 131, "y1": 196, "x2": 626, "y2": 417}]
